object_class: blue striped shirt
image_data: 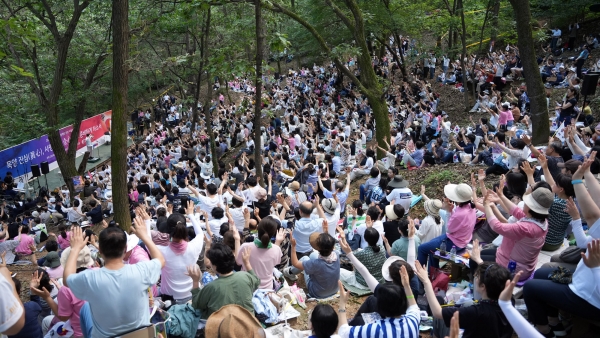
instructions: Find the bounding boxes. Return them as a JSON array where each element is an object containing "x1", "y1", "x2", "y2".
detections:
[{"x1": 338, "y1": 304, "x2": 420, "y2": 338}]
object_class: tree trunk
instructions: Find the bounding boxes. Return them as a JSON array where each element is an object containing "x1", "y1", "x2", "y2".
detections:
[
  {"x1": 458, "y1": 0, "x2": 470, "y2": 109},
  {"x1": 111, "y1": 0, "x2": 131, "y2": 231},
  {"x1": 490, "y1": 0, "x2": 501, "y2": 42},
  {"x1": 254, "y1": 0, "x2": 264, "y2": 186},
  {"x1": 508, "y1": 0, "x2": 548, "y2": 144}
]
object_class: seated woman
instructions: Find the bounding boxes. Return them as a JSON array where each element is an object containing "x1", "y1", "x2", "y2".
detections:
[
  {"x1": 417, "y1": 186, "x2": 444, "y2": 243},
  {"x1": 289, "y1": 233, "x2": 340, "y2": 299},
  {"x1": 307, "y1": 304, "x2": 338, "y2": 338},
  {"x1": 476, "y1": 179, "x2": 553, "y2": 281},
  {"x1": 337, "y1": 267, "x2": 420, "y2": 337},
  {"x1": 389, "y1": 219, "x2": 420, "y2": 261},
  {"x1": 190, "y1": 244, "x2": 259, "y2": 319},
  {"x1": 156, "y1": 201, "x2": 205, "y2": 304},
  {"x1": 418, "y1": 183, "x2": 476, "y2": 269},
  {"x1": 340, "y1": 227, "x2": 386, "y2": 290},
  {"x1": 235, "y1": 217, "x2": 283, "y2": 291},
  {"x1": 523, "y1": 156, "x2": 600, "y2": 337},
  {"x1": 415, "y1": 258, "x2": 513, "y2": 338}
]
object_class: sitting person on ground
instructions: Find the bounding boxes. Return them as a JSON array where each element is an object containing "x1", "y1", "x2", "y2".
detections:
[
  {"x1": 340, "y1": 227, "x2": 386, "y2": 290},
  {"x1": 476, "y1": 179, "x2": 553, "y2": 281},
  {"x1": 418, "y1": 183, "x2": 476, "y2": 268},
  {"x1": 389, "y1": 218, "x2": 421, "y2": 261},
  {"x1": 63, "y1": 217, "x2": 165, "y2": 337},
  {"x1": 381, "y1": 204, "x2": 405, "y2": 246},
  {"x1": 15, "y1": 225, "x2": 37, "y2": 266},
  {"x1": 190, "y1": 244, "x2": 259, "y2": 319},
  {"x1": 155, "y1": 202, "x2": 205, "y2": 304},
  {"x1": 384, "y1": 175, "x2": 412, "y2": 212},
  {"x1": 354, "y1": 206, "x2": 384, "y2": 250},
  {"x1": 307, "y1": 304, "x2": 338, "y2": 338},
  {"x1": 235, "y1": 217, "x2": 283, "y2": 290},
  {"x1": 337, "y1": 266, "x2": 420, "y2": 337},
  {"x1": 287, "y1": 201, "x2": 327, "y2": 261},
  {"x1": 359, "y1": 167, "x2": 380, "y2": 204},
  {"x1": 414, "y1": 259, "x2": 513, "y2": 338},
  {"x1": 350, "y1": 148, "x2": 376, "y2": 181},
  {"x1": 287, "y1": 233, "x2": 340, "y2": 299},
  {"x1": 416, "y1": 187, "x2": 444, "y2": 243},
  {"x1": 8, "y1": 278, "x2": 42, "y2": 338},
  {"x1": 401, "y1": 140, "x2": 425, "y2": 168}
]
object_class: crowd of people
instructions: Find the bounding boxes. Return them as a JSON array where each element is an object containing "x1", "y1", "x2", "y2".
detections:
[{"x1": 0, "y1": 25, "x2": 600, "y2": 338}]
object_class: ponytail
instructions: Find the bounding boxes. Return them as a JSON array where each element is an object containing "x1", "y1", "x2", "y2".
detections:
[
  {"x1": 372, "y1": 244, "x2": 381, "y2": 253},
  {"x1": 260, "y1": 232, "x2": 270, "y2": 248},
  {"x1": 59, "y1": 225, "x2": 67, "y2": 239}
]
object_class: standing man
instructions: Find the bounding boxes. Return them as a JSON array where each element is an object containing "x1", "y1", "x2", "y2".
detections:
[
  {"x1": 575, "y1": 45, "x2": 590, "y2": 79},
  {"x1": 429, "y1": 53, "x2": 436, "y2": 80},
  {"x1": 551, "y1": 27, "x2": 562, "y2": 51},
  {"x1": 85, "y1": 134, "x2": 93, "y2": 154},
  {"x1": 568, "y1": 22, "x2": 579, "y2": 50}
]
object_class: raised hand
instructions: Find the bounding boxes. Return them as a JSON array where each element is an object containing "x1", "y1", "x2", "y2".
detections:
[
  {"x1": 537, "y1": 153, "x2": 548, "y2": 169},
  {"x1": 185, "y1": 200, "x2": 195, "y2": 215},
  {"x1": 565, "y1": 197, "x2": 581, "y2": 220},
  {"x1": 499, "y1": 271, "x2": 522, "y2": 302},
  {"x1": 408, "y1": 217, "x2": 416, "y2": 238},
  {"x1": 69, "y1": 226, "x2": 88, "y2": 252},
  {"x1": 477, "y1": 169, "x2": 486, "y2": 181},
  {"x1": 185, "y1": 264, "x2": 201, "y2": 282},
  {"x1": 471, "y1": 239, "x2": 483, "y2": 264},
  {"x1": 520, "y1": 161, "x2": 534, "y2": 177},
  {"x1": 582, "y1": 239, "x2": 600, "y2": 269},
  {"x1": 414, "y1": 261, "x2": 430, "y2": 283}
]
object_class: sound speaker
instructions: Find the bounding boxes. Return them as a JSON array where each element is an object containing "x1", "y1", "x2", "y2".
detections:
[
  {"x1": 582, "y1": 73, "x2": 599, "y2": 96},
  {"x1": 31, "y1": 164, "x2": 41, "y2": 178},
  {"x1": 41, "y1": 161, "x2": 49, "y2": 175}
]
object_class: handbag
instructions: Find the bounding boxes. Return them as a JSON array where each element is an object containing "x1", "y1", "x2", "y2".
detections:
[{"x1": 559, "y1": 245, "x2": 586, "y2": 264}]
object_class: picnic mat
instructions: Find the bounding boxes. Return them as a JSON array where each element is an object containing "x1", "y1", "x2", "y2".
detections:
[{"x1": 340, "y1": 280, "x2": 373, "y2": 297}]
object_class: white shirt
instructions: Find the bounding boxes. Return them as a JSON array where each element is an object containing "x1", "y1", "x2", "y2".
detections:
[
  {"x1": 416, "y1": 215, "x2": 443, "y2": 243},
  {"x1": 229, "y1": 207, "x2": 248, "y2": 231},
  {"x1": 355, "y1": 220, "x2": 384, "y2": 249},
  {"x1": 197, "y1": 194, "x2": 222, "y2": 218},
  {"x1": 0, "y1": 274, "x2": 23, "y2": 333},
  {"x1": 386, "y1": 187, "x2": 413, "y2": 211}
]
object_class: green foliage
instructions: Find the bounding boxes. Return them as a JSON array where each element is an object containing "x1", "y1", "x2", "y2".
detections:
[{"x1": 422, "y1": 170, "x2": 464, "y2": 187}]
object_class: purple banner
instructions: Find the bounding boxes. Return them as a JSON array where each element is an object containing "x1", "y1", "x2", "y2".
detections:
[{"x1": 0, "y1": 135, "x2": 55, "y2": 180}]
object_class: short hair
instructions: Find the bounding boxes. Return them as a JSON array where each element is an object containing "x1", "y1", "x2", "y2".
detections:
[
  {"x1": 474, "y1": 263, "x2": 511, "y2": 300},
  {"x1": 299, "y1": 202, "x2": 313, "y2": 216},
  {"x1": 89, "y1": 200, "x2": 97, "y2": 207},
  {"x1": 316, "y1": 233, "x2": 335, "y2": 256},
  {"x1": 311, "y1": 304, "x2": 338, "y2": 337},
  {"x1": 98, "y1": 227, "x2": 127, "y2": 259},
  {"x1": 45, "y1": 240, "x2": 58, "y2": 252},
  {"x1": 398, "y1": 218, "x2": 409, "y2": 237},
  {"x1": 211, "y1": 207, "x2": 225, "y2": 219},
  {"x1": 206, "y1": 183, "x2": 218, "y2": 195},
  {"x1": 369, "y1": 167, "x2": 380, "y2": 178},
  {"x1": 376, "y1": 282, "x2": 408, "y2": 317},
  {"x1": 206, "y1": 243, "x2": 236, "y2": 274}
]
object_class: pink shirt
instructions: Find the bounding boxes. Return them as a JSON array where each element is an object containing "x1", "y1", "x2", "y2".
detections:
[
  {"x1": 58, "y1": 287, "x2": 86, "y2": 338},
  {"x1": 125, "y1": 245, "x2": 150, "y2": 265},
  {"x1": 446, "y1": 205, "x2": 477, "y2": 248},
  {"x1": 46, "y1": 265, "x2": 64, "y2": 279},
  {"x1": 489, "y1": 205, "x2": 547, "y2": 280},
  {"x1": 498, "y1": 110, "x2": 512, "y2": 125},
  {"x1": 15, "y1": 234, "x2": 35, "y2": 255},
  {"x1": 57, "y1": 233, "x2": 71, "y2": 250},
  {"x1": 235, "y1": 242, "x2": 282, "y2": 290}
]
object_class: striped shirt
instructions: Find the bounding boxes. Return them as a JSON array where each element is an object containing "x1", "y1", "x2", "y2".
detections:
[{"x1": 338, "y1": 304, "x2": 420, "y2": 338}]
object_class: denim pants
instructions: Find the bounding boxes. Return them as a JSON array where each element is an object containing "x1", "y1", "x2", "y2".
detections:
[
  {"x1": 417, "y1": 234, "x2": 462, "y2": 268},
  {"x1": 359, "y1": 184, "x2": 369, "y2": 202},
  {"x1": 523, "y1": 267, "x2": 600, "y2": 325},
  {"x1": 289, "y1": 252, "x2": 319, "y2": 284}
]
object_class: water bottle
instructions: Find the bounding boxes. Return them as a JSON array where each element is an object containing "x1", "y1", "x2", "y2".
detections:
[
  {"x1": 508, "y1": 260, "x2": 517, "y2": 273},
  {"x1": 450, "y1": 246, "x2": 457, "y2": 261},
  {"x1": 440, "y1": 242, "x2": 447, "y2": 256}
]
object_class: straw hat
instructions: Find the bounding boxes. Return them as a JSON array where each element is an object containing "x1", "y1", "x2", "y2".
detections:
[
  {"x1": 60, "y1": 246, "x2": 94, "y2": 269},
  {"x1": 289, "y1": 181, "x2": 301, "y2": 191},
  {"x1": 205, "y1": 305, "x2": 265, "y2": 338},
  {"x1": 424, "y1": 199, "x2": 442, "y2": 217}
]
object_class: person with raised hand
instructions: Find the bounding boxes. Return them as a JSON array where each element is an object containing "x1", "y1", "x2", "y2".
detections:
[
  {"x1": 523, "y1": 231, "x2": 600, "y2": 338},
  {"x1": 337, "y1": 265, "x2": 420, "y2": 337},
  {"x1": 498, "y1": 271, "x2": 544, "y2": 338},
  {"x1": 155, "y1": 200, "x2": 205, "y2": 304},
  {"x1": 415, "y1": 258, "x2": 513, "y2": 338},
  {"x1": 0, "y1": 251, "x2": 25, "y2": 336},
  {"x1": 64, "y1": 216, "x2": 164, "y2": 338}
]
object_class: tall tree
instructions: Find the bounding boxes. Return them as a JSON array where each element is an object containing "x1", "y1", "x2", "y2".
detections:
[
  {"x1": 508, "y1": 0, "x2": 548, "y2": 144},
  {"x1": 253, "y1": 0, "x2": 265, "y2": 186},
  {"x1": 1, "y1": 0, "x2": 109, "y2": 197},
  {"x1": 264, "y1": 0, "x2": 391, "y2": 156},
  {"x1": 111, "y1": 0, "x2": 131, "y2": 230}
]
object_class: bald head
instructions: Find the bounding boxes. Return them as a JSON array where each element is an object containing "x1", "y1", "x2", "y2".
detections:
[{"x1": 299, "y1": 201, "x2": 314, "y2": 217}]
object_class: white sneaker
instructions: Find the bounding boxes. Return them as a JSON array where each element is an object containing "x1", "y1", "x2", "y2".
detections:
[{"x1": 283, "y1": 267, "x2": 298, "y2": 281}]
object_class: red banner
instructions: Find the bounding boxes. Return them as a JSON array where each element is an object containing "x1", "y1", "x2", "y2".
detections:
[{"x1": 58, "y1": 111, "x2": 112, "y2": 152}]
